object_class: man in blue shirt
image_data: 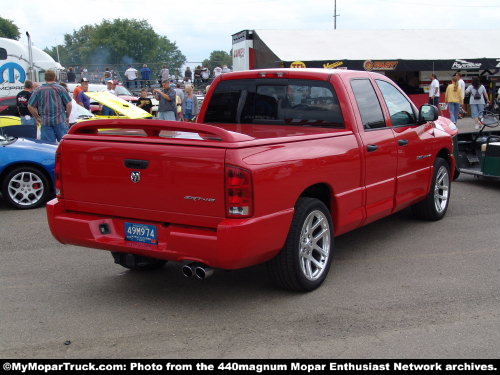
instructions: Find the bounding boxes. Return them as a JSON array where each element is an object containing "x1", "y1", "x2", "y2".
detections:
[
  {"x1": 76, "y1": 80, "x2": 91, "y2": 110},
  {"x1": 140, "y1": 64, "x2": 152, "y2": 88}
]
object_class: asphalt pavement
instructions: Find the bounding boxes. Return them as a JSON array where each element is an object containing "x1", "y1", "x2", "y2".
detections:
[{"x1": 0, "y1": 122, "x2": 499, "y2": 358}]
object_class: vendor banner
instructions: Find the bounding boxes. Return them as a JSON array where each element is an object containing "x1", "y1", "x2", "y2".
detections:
[{"x1": 283, "y1": 58, "x2": 500, "y2": 71}]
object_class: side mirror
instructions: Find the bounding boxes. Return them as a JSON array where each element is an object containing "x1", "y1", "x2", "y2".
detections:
[{"x1": 419, "y1": 105, "x2": 438, "y2": 123}]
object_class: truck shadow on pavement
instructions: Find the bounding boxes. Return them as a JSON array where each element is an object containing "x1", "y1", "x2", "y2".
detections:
[{"x1": 72, "y1": 208, "x2": 424, "y2": 305}]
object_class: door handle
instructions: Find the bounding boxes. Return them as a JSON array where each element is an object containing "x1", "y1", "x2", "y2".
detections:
[
  {"x1": 124, "y1": 159, "x2": 149, "y2": 169},
  {"x1": 398, "y1": 139, "x2": 409, "y2": 146},
  {"x1": 366, "y1": 144, "x2": 379, "y2": 152}
]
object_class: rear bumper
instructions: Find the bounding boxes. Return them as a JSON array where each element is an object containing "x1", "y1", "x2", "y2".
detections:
[{"x1": 46, "y1": 199, "x2": 294, "y2": 269}]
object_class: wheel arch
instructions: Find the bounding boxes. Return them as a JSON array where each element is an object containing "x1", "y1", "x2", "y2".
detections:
[
  {"x1": 297, "y1": 183, "x2": 338, "y2": 227},
  {"x1": 436, "y1": 147, "x2": 458, "y2": 179},
  {"x1": 436, "y1": 147, "x2": 452, "y2": 167}
]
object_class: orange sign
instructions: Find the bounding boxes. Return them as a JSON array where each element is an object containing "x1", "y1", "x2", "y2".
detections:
[
  {"x1": 363, "y1": 60, "x2": 398, "y2": 71},
  {"x1": 290, "y1": 61, "x2": 307, "y2": 68}
]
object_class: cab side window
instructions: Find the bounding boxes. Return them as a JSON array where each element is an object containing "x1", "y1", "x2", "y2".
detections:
[
  {"x1": 376, "y1": 80, "x2": 417, "y2": 126},
  {"x1": 350, "y1": 79, "x2": 386, "y2": 130},
  {"x1": 0, "y1": 48, "x2": 6, "y2": 60}
]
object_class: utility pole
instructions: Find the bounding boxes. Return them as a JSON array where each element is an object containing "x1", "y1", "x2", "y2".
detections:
[{"x1": 334, "y1": 0, "x2": 340, "y2": 30}]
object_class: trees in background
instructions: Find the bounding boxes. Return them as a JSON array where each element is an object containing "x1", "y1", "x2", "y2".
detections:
[
  {"x1": 44, "y1": 19, "x2": 186, "y2": 75},
  {"x1": 0, "y1": 17, "x2": 20, "y2": 40},
  {"x1": 202, "y1": 50, "x2": 232, "y2": 71}
]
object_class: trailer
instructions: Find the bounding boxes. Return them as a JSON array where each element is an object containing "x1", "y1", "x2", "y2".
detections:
[{"x1": 0, "y1": 36, "x2": 63, "y2": 97}]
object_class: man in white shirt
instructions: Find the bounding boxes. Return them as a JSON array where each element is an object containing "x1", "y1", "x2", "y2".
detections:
[
  {"x1": 213, "y1": 66, "x2": 222, "y2": 78},
  {"x1": 429, "y1": 74, "x2": 440, "y2": 107},
  {"x1": 102, "y1": 80, "x2": 116, "y2": 116},
  {"x1": 454, "y1": 72, "x2": 466, "y2": 116},
  {"x1": 106, "y1": 80, "x2": 116, "y2": 95},
  {"x1": 124, "y1": 65, "x2": 138, "y2": 89}
]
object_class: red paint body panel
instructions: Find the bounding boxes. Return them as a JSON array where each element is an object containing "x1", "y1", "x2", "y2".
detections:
[{"x1": 47, "y1": 69, "x2": 455, "y2": 270}]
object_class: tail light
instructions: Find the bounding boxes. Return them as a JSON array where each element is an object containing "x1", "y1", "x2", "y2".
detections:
[
  {"x1": 225, "y1": 165, "x2": 253, "y2": 218},
  {"x1": 55, "y1": 151, "x2": 63, "y2": 198}
]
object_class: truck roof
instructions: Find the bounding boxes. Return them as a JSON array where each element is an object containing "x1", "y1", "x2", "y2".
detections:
[{"x1": 219, "y1": 68, "x2": 385, "y2": 81}]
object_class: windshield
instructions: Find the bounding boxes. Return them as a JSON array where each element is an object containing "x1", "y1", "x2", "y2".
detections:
[
  {"x1": 115, "y1": 86, "x2": 132, "y2": 96},
  {"x1": 69, "y1": 99, "x2": 93, "y2": 124}
]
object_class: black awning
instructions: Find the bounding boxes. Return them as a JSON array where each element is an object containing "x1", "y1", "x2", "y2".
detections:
[{"x1": 281, "y1": 58, "x2": 500, "y2": 71}]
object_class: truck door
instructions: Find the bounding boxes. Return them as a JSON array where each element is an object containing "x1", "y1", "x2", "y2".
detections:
[
  {"x1": 350, "y1": 78, "x2": 398, "y2": 223},
  {"x1": 374, "y1": 79, "x2": 433, "y2": 211}
]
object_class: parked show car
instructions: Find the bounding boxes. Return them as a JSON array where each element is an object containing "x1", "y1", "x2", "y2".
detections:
[
  {"x1": 1, "y1": 92, "x2": 152, "y2": 139},
  {"x1": 47, "y1": 69, "x2": 456, "y2": 291},
  {"x1": 0, "y1": 134, "x2": 56, "y2": 209},
  {"x1": 0, "y1": 115, "x2": 36, "y2": 139},
  {"x1": 67, "y1": 83, "x2": 158, "y2": 114},
  {"x1": 79, "y1": 91, "x2": 153, "y2": 121}
]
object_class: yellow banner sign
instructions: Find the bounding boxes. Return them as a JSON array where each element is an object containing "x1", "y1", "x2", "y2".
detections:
[
  {"x1": 323, "y1": 61, "x2": 344, "y2": 69},
  {"x1": 290, "y1": 61, "x2": 307, "y2": 68}
]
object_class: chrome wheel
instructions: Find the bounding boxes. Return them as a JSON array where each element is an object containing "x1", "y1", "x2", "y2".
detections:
[
  {"x1": 299, "y1": 210, "x2": 331, "y2": 281},
  {"x1": 7, "y1": 172, "x2": 45, "y2": 207},
  {"x1": 434, "y1": 166, "x2": 449, "y2": 214}
]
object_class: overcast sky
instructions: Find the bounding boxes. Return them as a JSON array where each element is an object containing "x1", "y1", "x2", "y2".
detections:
[{"x1": 3, "y1": 0, "x2": 500, "y2": 63}]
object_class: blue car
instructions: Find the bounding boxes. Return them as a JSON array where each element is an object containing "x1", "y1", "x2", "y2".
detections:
[{"x1": 0, "y1": 133, "x2": 56, "y2": 209}]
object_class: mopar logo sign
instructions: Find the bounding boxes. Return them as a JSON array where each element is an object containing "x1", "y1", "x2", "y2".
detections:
[{"x1": 0, "y1": 62, "x2": 26, "y2": 84}]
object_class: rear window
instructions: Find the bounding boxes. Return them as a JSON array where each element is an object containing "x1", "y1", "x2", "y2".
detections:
[{"x1": 205, "y1": 79, "x2": 344, "y2": 128}]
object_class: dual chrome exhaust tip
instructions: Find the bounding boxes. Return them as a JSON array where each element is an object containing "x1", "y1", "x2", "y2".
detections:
[{"x1": 182, "y1": 262, "x2": 214, "y2": 280}]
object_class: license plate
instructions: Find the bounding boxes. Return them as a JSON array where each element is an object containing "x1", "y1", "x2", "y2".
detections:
[{"x1": 125, "y1": 222, "x2": 158, "y2": 245}]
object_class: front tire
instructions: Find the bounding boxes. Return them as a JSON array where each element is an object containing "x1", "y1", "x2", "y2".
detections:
[
  {"x1": 268, "y1": 197, "x2": 334, "y2": 292},
  {"x1": 1, "y1": 166, "x2": 51, "y2": 209},
  {"x1": 412, "y1": 157, "x2": 451, "y2": 221},
  {"x1": 111, "y1": 252, "x2": 167, "y2": 271}
]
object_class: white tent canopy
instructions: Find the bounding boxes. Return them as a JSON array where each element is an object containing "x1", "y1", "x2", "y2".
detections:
[{"x1": 254, "y1": 29, "x2": 500, "y2": 62}]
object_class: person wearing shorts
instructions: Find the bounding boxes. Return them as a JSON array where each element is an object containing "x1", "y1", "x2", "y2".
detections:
[{"x1": 465, "y1": 77, "x2": 490, "y2": 127}]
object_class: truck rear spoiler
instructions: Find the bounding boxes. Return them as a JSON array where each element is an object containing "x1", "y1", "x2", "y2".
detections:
[{"x1": 68, "y1": 119, "x2": 255, "y2": 143}]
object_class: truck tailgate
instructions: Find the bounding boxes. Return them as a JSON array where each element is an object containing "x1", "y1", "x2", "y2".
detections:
[
  {"x1": 61, "y1": 140, "x2": 226, "y2": 217},
  {"x1": 58, "y1": 120, "x2": 248, "y2": 221}
]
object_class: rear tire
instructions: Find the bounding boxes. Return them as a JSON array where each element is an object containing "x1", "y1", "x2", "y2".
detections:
[
  {"x1": 411, "y1": 157, "x2": 451, "y2": 221},
  {"x1": 111, "y1": 252, "x2": 166, "y2": 271},
  {"x1": 267, "y1": 197, "x2": 334, "y2": 292}
]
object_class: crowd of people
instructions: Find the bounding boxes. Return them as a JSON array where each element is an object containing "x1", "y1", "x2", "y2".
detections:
[
  {"x1": 16, "y1": 67, "x2": 500, "y2": 145},
  {"x1": 65, "y1": 64, "x2": 232, "y2": 89},
  {"x1": 431, "y1": 72, "x2": 500, "y2": 126},
  {"x1": 15, "y1": 68, "x2": 209, "y2": 143}
]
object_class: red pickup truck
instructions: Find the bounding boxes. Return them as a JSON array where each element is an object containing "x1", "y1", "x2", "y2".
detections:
[{"x1": 47, "y1": 69, "x2": 456, "y2": 291}]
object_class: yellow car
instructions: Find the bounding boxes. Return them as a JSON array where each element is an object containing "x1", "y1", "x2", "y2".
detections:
[
  {"x1": 0, "y1": 116, "x2": 21, "y2": 127},
  {"x1": 0, "y1": 92, "x2": 153, "y2": 125},
  {"x1": 72, "y1": 91, "x2": 153, "y2": 123},
  {"x1": 0, "y1": 115, "x2": 31, "y2": 138}
]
